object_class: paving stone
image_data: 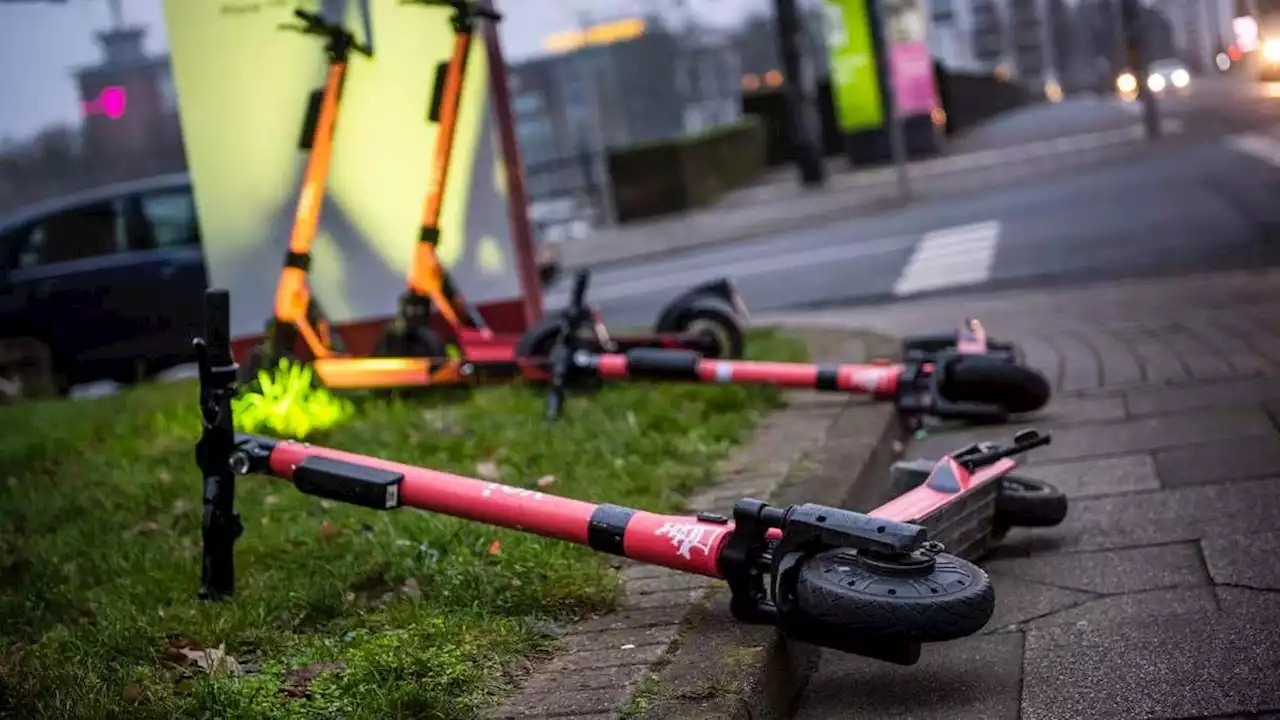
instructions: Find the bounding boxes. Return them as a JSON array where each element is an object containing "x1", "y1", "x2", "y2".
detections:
[
  {"x1": 1123, "y1": 329, "x2": 1189, "y2": 385},
  {"x1": 572, "y1": 604, "x2": 693, "y2": 633},
  {"x1": 1076, "y1": 326, "x2": 1145, "y2": 387},
  {"x1": 985, "y1": 542, "x2": 1208, "y2": 594},
  {"x1": 1051, "y1": 331, "x2": 1102, "y2": 392},
  {"x1": 541, "y1": 642, "x2": 669, "y2": 672},
  {"x1": 1202, "y1": 530, "x2": 1280, "y2": 589},
  {"x1": 792, "y1": 633, "x2": 1024, "y2": 720},
  {"x1": 982, "y1": 575, "x2": 1096, "y2": 633},
  {"x1": 562, "y1": 623, "x2": 682, "y2": 654},
  {"x1": 1018, "y1": 454, "x2": 1160, "y2": 499},
  {"x1": 1154, "y1": 436, "x2": 1280, "y2": 488},
  {"x1": 1124, "y1": 376, "x2": 1280, "y2": 416},
  {"x1": 999, "y1": 477, "x2": 1280, "y2": 553},
  {"x1": 1022, "y1": 609, "x2": 1280, "y2": 720},
  {"x1": 1040, "y1": 409, "x2": 1277, "y2": 462},
  {"x1": 489, "y1": 684, "x2": 633, "y2": 718},
  {"x1": 515, "y1": 663, "x2": 652, "y2": 695},
  {"x1": 1023, "y1": 587, "x2": 1218, "y2": 630},
  {"x1": 1217, "y1": 586, "x2": 1280, "y2": 615},
  {"x1": 622, "y1": 587, "x2": 709, "y2": 610},
  {"x1": 625, "y1": 573, "x2": 716, "y2": 596},
  {"x1": 1181, "y1": 315, "x2": 1273, "y2": 376},
  {"x1": 911, "y1": 409, "x2": 1274, "y2": 467},
  {"x1": 1162, "y1": 324, "x2": 1236, "y2": 380},
  {"x1": 1028, "y1": 395, "x2": 1127, "y2": 425}
]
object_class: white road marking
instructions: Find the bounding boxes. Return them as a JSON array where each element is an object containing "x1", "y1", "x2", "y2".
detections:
[
  {"x1": 1224, "y1": 132, "x2": 1280, "y2": 167},
  {"x1": 545, "y1": 233, "x2": 915, "y2": 305},
  {"x1": 892, "y1": 220, "x2": 1001, "y2": 297}
]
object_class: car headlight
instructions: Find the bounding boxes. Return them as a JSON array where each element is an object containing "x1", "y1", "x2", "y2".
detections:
[
  {"x1": 1116, "y1": 72, "x2": 1137, "y2": 93},
  {"x1": 1171, "y1": 68, "x2": 1190, "y2": 87},
  {"x1": 1147, "y1": 73, "x2": 1166, "y2": 92},
  {"x1": 1264, "y1": 38, "x2": 1280, "y2": 62}
]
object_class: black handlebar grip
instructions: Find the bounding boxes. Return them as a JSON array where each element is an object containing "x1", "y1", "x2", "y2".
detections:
[
  {"x1": 570, "y1": 270, "x2": 590, "y2": 310},
  {"x1": 204, "y1": 289, "x2": 233, "y2": 366}
]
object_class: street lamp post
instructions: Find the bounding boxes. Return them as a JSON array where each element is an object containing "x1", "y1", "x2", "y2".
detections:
[{"x1": 773, "y1": 0, "x2": 827, "y2": 187}]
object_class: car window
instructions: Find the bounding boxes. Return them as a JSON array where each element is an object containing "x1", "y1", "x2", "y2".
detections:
[
  {"x1": 16, "y1": 200, "x2": 127, "y2": 269},
  {"x1": 134, "y1": 188, "x2": 199, "y2": 250}
]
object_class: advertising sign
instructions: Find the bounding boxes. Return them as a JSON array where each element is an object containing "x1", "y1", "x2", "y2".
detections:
[
  {"x1": 162, "y1": 0, "x2": 519, "y2": 338},
  {"x1": 882, "y1": 0, "x2": 938, "y2": 118},
  {"x1": 822, "y1": 0, "x2": 885, "y2": 132}
]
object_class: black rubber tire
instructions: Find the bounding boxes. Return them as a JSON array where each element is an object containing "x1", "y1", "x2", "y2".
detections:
[
  {"x1": 0, "y1": 336, "x2": 63, "y2": 401},
  {"x1": 670, "y1": 299, "x2": 745, "y2": 359},
  {"x1": 997, "y1": 475, "x2": 1068, "y2": 528},
  {"x1": 372, "y1": 326, "x2": 447, "y2": 358},
  {"x1": 901, "y1": 332, "x2": 1017, "y2": 356},
  {"x1": 793, "y1": 548, "x2": 995, "y2": 643},
  {"x1": 514, "y1": 315, "x2": 566, "y2": 360},
  {"x1": 938, "y1": 355, "x2": 1051, "y2": 414}
]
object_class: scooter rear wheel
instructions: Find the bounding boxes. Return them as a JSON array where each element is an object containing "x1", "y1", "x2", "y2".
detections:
[
  {"x1": 938, "y1": 356, "x2": 1051, "y2": 415},
  {"x1": 673, "y1": 299, "x2": 745, "y2": 359},
  {"x1": 997, "y1": 475, "x2": 1068, "y2": 527},
  {"x1": 372, "y1": 326, "x2": 448, "y2": 359},
  {"x1": 794, "y1": 548, "x2": 994, "y2": 643}
]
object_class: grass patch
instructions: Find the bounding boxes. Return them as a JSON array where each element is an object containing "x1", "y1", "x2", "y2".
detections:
[{"x1": 0, "y1": 331, "x2": 806, "y2": 719}]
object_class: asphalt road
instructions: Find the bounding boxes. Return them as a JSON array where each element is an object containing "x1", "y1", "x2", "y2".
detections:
[{"x1": 547, "y1": 79, "x2": 1280, "y2": 330}]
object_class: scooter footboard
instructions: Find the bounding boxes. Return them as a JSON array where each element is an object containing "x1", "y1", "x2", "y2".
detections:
[{"x1": 911, "y1": 477, "x2": 1001, "y2": 560}]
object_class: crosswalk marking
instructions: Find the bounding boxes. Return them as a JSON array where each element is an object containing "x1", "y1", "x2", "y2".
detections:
[
  {"x1": 1224, "y1": 132, "x2": 1280, "y2": 167},
  {"x1": 892, "y1": 220, "x2": 1001, "y2": 297}
]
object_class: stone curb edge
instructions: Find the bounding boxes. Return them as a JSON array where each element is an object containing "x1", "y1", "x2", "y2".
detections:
[
  {"x1": 628, "y1": 360, "x2": 903, "y2": 720},
  {"x1": 487, "y1": 328, "x2": 903, "y2": 720}
]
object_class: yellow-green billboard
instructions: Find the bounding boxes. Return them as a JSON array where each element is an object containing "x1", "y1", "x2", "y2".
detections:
[{"x1": 162, "y1": 0, "x2": 518, "y2": 338}]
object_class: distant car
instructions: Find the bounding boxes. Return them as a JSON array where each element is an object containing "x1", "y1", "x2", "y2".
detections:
[
  {"x1": 0, "y1": 174, "x2": 563, "y2": 401},
  {"x1": 1116, "y1": 59, "x2": 1191, "y2": 97}
]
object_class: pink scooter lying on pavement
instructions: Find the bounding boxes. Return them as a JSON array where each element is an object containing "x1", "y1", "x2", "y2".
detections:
[{"x1": 193, "y1": 289, "x2": 1068, "y2": 666}]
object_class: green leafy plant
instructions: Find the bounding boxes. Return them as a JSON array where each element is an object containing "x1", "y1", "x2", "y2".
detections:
[{"x1": 232, "y1": 358, "x2": 355, "y2": 439}]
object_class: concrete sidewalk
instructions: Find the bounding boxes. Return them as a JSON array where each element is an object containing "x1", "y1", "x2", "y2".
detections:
[
  {"x1": 558, "y1": 122, "x2": 1176, "y2": 271},
  {"x1": 762, "y1": 269, "x2": 1280, "y2": 720}
]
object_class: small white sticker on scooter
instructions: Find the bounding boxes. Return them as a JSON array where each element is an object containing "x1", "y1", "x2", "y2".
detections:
[{"x1": 715, "y1": 365, "x2": 733, "y2": 383}]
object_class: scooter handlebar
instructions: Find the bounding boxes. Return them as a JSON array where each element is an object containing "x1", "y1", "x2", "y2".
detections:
[{"x1": 569, "y1": 269, "x2": 590, "y2": 313}]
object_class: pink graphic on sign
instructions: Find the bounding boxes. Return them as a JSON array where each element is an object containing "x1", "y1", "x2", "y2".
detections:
[
  {"x1": 889, "y1": 41, "x2": 936, "y2": 117},
  {"x1": 82, "y1": 86, "x2": 128, "y2": 119}
]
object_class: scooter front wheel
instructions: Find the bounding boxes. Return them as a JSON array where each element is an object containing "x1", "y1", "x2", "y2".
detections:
[
  {"x1": 939, "y1": 356, "x2": 1051, "y2": 414},
  {"x1": 793, "y1": 548, "x2": 994, "y2": 643}
]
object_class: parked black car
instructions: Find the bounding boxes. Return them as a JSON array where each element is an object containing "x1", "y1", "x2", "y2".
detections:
[
  {"x1": 0, "y1": 174, "x2": 206, "y2": 399},
  {"x1": 0, "y1": 173, "x2": 560, "y2": 400}
]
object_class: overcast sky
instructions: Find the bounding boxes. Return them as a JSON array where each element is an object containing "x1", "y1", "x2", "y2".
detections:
[{"x1": 0, "y1": 0, "x2": 770, "y2": 143}]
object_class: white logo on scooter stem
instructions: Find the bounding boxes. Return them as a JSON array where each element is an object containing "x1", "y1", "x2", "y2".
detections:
[
  {"x1": 654, "y1": 522, "x2": 727, "y2": 559},
  {"x1": 846, "y1": 368, "x2": 885, "y2": 393},
  {"x1": 481, "y1": 483, "x2": 544, "y2": 501}
]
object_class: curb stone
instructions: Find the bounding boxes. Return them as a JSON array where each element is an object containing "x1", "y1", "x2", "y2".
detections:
[{"x1": 488, "y1": 328, "x2": 903, "y2": 720}]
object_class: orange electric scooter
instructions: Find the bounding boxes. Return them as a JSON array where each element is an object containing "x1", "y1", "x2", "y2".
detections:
[
  {"x1": 378, "y1": 0, "x2": 748, "y2": 364},
  {"x1": 251, "y1": 8, "x2": 372, "y2": 375},
  {"x1": 245, "y1": 0, "x2": 749, "y2": 391}
]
